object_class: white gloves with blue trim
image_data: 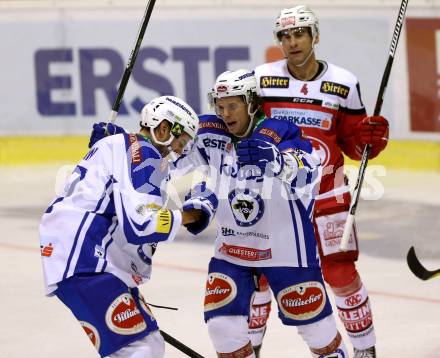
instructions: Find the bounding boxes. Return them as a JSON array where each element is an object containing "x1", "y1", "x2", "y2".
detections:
[{"x1": 182, "y1": 182, "x2": 218, "y2": 235}]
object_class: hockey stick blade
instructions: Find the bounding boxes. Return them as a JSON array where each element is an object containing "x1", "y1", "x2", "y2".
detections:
[{"x1": 407, "y1": 246, "x2": 440, "y2": 281}]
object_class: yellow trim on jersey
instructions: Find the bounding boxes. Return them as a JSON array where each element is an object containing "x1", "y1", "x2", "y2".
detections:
[{"x1": 156, "y1": 209, "x2": 172, "y2": 234}]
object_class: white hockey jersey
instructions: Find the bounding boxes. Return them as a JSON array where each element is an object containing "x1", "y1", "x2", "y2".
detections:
[
  {"x1": 39, "y1": 133, "x2": 182, "y2": 295},
  {"x1": 173, "y1": 115, "x2": 321, "y2": 268},
  {"x1": 255, "y1": 60, "x2": 367, "y2": 198}
]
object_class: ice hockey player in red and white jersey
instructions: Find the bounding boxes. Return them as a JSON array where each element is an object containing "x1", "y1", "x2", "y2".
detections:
[{"x1": 250, "y1": 5, "x2": 389, "y2": 358}]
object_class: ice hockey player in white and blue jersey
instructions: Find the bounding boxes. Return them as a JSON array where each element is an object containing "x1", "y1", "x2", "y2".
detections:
[
  {"x1": 39, "y1": 96, "x2": 218, "y2": 358},
  {"x1": 88, "y1": 71, "x2": 349, "y2": 358},
  {"x1": 177, "y1": 69, "x2": 349, "y2": 358}
]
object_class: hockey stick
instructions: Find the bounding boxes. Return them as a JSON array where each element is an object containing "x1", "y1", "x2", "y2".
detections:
[
  {"x1": 339, "y1": 0, "x2": 409, "y2": 251},
  {"x1": 160, "y1": 330, "x2": 205, "y2": 358},
  {"x1": 407, "y1": 246, "x2": 440, "y2": 281},
  {"x1": 107, "y1": 0, "x2": 157, "y2": 125}
]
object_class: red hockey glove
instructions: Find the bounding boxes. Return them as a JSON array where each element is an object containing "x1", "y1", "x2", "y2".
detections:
[{"x1": 356, "y1": 115, "x2": 389, "y2": 156}]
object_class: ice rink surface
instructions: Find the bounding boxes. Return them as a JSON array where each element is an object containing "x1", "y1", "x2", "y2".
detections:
[{"x1": 1, "y1": 165, "x2": 440, "y2": 358}]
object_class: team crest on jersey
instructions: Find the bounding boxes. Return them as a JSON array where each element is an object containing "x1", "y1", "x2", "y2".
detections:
[
  {"x1": 320, "y1": 81, "x2": 350, "y2": 99},
  {"x1": 105, "y1": 293, "x2": 147, "y2": 335},
  {"x1": 80, "y1": 321, "x2": 100, "y2": 351},
  {"x1": 260, "y1": 76, "x2": 289, "y2": 88},
  {"x1": 277, "y1": 281, "x2": 326, "y2": 320},
  {"x1": 204, "y1": 272, "x2": 237, "y2": 311},
  {"x1": 306, "y1": 135, "x2": 331, "y2": 167},
  {"x1": 228, "y1": 189, "x2": 264, "y2": 227}
]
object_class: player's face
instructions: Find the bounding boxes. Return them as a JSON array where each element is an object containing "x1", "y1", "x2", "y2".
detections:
[
  {"x1": 215, "y1": 96, "x2": 250, "y2": 136},
  {"x1": 170, "y1": 132, "x2": 192, "y2": 155},
  {"x1": 278, "y1": 27, "x2": 316, "y2": 66}
]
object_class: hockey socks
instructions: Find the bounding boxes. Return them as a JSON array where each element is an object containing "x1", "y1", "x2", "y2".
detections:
[{"x1": 334, "y1": 284, "x2": 376, "y2": 350}]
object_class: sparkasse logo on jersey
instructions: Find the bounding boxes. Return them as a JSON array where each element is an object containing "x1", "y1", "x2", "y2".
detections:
[
  {"x1": 260, "y1": 76, "x2": 290, "y2": 88},
  {"x1": 320, "y1": 81, "x2": 350, "y2": 99},
  {"x1": 271, "y1": 108, "x2": 332, "y2": 130}
]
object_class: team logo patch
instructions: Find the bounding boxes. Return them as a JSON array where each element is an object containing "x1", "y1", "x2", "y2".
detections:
[
  {"x1": 307, "y1": 135, "x2": 331, "y2": 167},
  {"x1": 260, "y1": 76, "x2": 289, "y2": 88},
  {"x1": 320, "y1": 81, "x2": 350, "y2": 99},
  {"x1": 277, "y1": 281, "x2": 326, "y2": 320},
  {"x1": 105, "y1": 293, "x2": 147, "y2": 335},
  {"x1": 204, "y1": 272, "x2": 237, "y2": 311},
  {"x1": 80, "y1": 321, "x2": 100, "y2": 351},
  {"x1": 345, "y1": 293, "x2": 362, "y2": 307},
  {"x1": 228, "y1": 189, "x2": 264, "y2": 227},
  {"x1": 219, "y1": 243, "x2": 272, "y2": 261}
]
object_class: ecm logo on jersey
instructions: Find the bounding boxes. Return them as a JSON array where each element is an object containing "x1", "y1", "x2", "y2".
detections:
[
  {"x1": 320, "y1": 81, "x2": 350, "y2": 99},
  {"x1": 271, "y1": 108, "x2": 332, "y2": 130},
  {"x1": 260, "y1": 76, "x2": 290, "y2": 88}
]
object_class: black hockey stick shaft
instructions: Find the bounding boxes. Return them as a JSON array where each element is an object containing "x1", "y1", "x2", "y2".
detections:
[
  {"x1": 407, "y1": 246, "x2": 440, "y2": 281},
  {"x1": 340, "y1": 0, "x2": 409, "y2": 251},
  {"x1": 107, "y1": 0, "x2": 157, "y2": 124},
  {"x1": 160, "y1": 330, "x2": 205, "y2": 358}
]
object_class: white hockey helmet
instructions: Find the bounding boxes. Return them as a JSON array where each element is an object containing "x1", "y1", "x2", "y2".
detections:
[
  {"x1": 207, "y1": 69, "x2": 259, "y2": 109},
  {"x1": 140, "y1": 95, "x2": 199, "y2": 146},
  {"x1": 273, "y1": 5, "x2": 319, "y2": 43}
]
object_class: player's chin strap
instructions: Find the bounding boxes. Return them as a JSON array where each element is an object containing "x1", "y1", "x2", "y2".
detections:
[
  {"x1": 235, "y1": 104, "x2": 259, "y2": 138},
  {"x1": 150, "y1": 128, "x2": 180, "y2": 162}
]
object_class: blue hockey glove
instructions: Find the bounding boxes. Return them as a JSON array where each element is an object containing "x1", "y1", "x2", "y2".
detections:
[
  {"x1": 88, "y1": 122, "x2": 126, "y2": 148},
  {"x1": 182, "y1": 181, "x2": 218, "y2": 235},
  {"x1": 236, "y1": 139, "x2": 284, "y2": 176}
]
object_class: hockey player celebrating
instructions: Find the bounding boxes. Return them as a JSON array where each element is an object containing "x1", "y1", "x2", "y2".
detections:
[
  {"x1": 250, "y1": 5, "x2": 390, "y2": 358},
  {"x1": 176, "y1": 70, "x2": 348, "y2": 358},
  {"x1": 39, "y1": 96, "x2": 217, "y2": 358},
  {"x1": 89, "y1": 70, "x2": 350, "y2": 357}
]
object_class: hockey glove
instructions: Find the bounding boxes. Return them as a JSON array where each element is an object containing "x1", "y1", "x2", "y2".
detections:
[
  {"x1": 88, "y1": 122, "x2": 126, "y2": 148},
  {"x1": 236, "y1": 139, "x2": 284, "y2": 176},
  {"x1": 356, "y1": 115, "x2": 389, "y2": 157},
  {"x1": 182, "y1": 182, "x2": 218, "y2": 235}
]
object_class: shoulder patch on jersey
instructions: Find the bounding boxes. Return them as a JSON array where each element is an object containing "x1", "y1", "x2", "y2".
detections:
[
  {"x1": 198, "y1": 114, "x2": 229, "y2": 135},
  {"x1": 258, "y1": 128, "x2": 282, "y2": 144},
  {"x1": 260, "y1": 76, "x2": 290, "y2": 89},
  {"x1": 320, "y1": 81, "x2": 350, "y2": 99}
]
